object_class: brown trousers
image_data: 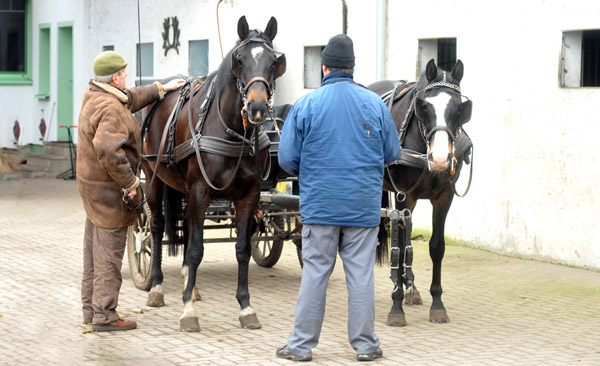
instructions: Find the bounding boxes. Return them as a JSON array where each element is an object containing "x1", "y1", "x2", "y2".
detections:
[{"x1": 81, "y1": 218, "x2": 128, "y2": 324}]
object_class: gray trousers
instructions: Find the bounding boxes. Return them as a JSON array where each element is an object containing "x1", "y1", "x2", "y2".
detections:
[
  {"x1": 287, "y1": 224, "x2": 380, "y2": 356},
  {"x1": 81, "y1": 218, "x2": 128, "y2": 324}
]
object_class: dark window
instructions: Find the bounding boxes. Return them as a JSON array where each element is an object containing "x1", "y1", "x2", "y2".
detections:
[
  {"x1": 437, "y1": 38, "x2": 457, "y2": 72},
  {"x1": 0, "y1": 0, "x2": 26, "y2": 72},
  {"x1": 582, "y1": 30, "x2": 600, "y2": 87}
]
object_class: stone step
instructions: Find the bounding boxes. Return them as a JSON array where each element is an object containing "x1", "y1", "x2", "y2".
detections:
[
  {"x1": 0, "y1": 171, "x2": 24, "y2": 181},
  {"x1": 42, "y1": 142, "x2": 76, "y2": 157},
  {"x1": 21, "y1": 154, "x2": 74, "y2": 176},
  {"x1": 22, "y1": 171, "x2": 51, "y2": 179}
]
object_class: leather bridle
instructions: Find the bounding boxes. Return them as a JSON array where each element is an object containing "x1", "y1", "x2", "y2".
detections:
[
  {"x1": 231, "y1": 37, "x2": 283, "y2": 126},
  {"x1": 413, "y1": 82, "x2": 469, "y2": 175}
]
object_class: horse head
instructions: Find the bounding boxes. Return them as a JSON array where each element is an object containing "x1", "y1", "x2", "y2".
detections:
[
  {"x1": 231, "y1": 16, "x2": 286, "y2": 125},
  {"x1": 414, "y1": 59, "x2": 472, "y2": 172}
]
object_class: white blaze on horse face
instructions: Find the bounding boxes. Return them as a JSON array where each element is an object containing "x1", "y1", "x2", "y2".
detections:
[
  {"x1": 426, "y1": 93, "x2": 452, "y2": 171},
  {"x1": 251, "y1": 46, "x2": 265, "y2": 67}
]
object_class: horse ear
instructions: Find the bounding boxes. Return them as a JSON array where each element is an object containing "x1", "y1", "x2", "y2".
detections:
[
  {"x1": 237, "y1": 16, "x2": 249, "y2": 40},
  {"x1": 275, "y1": 54, "x2": 286, "y2": 79},
  {"x1": 264, "y1": 17, "x2": 278, "y2": 42},
  {"x1": 425, "y1": 59, "x2": 437, "y2": 82},
  {"x1": 458, "y1": 100, "x2": 472, "y2": 125},
  {"x1": 452, "y1": 60, "x2": 464, "y2": 83}
]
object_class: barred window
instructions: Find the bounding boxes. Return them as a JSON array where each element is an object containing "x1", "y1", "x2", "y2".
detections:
[
  {"x1": 562, "y1": 30, "x2": 600, "y2": 87},
  {"x1": 417, "y1": 38, "x2": 457, "y2": 76},
  {"x1": 304, "y1": 45, "x2": 325, "y2": 89}
]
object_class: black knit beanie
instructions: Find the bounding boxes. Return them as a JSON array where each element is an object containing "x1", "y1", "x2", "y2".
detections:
[{"x1": 321, "y1": 34, "x2": 355, "y2": 68}]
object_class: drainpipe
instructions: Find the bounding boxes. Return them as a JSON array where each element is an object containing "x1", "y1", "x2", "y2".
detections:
[
  {"x1": 376, "y1": 0, "x2": 388, "y2": 81},
  {"x1": 341, "y1": 0, "x2": 347, "y2": 34}
]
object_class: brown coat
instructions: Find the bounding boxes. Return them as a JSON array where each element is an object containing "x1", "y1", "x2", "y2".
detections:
[{"x1": 76, "y1": 80, "x2": 164, "y2": 228}]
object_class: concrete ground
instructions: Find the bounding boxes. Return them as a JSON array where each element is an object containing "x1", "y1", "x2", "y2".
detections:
[{"x1": 0, "y1": 178, "x2": 599, "y2": 365}]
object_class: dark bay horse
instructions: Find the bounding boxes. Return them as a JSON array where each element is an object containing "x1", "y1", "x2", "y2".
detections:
[
  {"x1": 369, "y1": 59, "x2": 473, "y2": 326},
  {"x1": 140, "y1": 16, "x2": 286, "y2": 332}
]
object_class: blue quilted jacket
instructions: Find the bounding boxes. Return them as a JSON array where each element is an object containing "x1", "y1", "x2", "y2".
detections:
[{"x1": 279, "y1": 72, "x2": 401, "y2": 227}]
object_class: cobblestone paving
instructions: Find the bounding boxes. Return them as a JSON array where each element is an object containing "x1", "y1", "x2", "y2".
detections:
[{"x1": 1, "y1": 178, "x2": 599, "y2": 365}]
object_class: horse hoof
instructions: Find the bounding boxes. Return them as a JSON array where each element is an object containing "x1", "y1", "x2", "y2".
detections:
[
  {"x1": 404, "y1": 290, "x2": 423, "y2": 305},
  {"x1": 147, "y1": 292, "x2": 165, "y2": 307},
  {"x1": 239, "y1": 313, "x2": 262, "y2": 329},
  {"x1": 429, "y1": 309, "x2": 449, "y2": 323},
  {"x1": 386, "y1": 313, "x2": 407, "y2": 327},
  {"x1": 180, "y1": 317, "x2": 201, "y2": 332}
]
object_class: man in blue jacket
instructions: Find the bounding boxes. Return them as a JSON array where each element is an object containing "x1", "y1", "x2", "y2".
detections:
[{"x1": 276, "y1": 34, "x2": 401, "y2": 362}]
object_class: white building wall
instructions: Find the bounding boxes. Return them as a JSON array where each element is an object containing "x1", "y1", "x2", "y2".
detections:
[
  {"x1": 87, "y1": 0, "x2": 378, "y2": 106},
  {"x1": 387, "y1": 0, "x2": 600, "y2": 269},
  {"x1": 1, "y1": 0, "x2": 599, "y2": 269}
]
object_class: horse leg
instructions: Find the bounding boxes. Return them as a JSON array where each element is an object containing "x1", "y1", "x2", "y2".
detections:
[
  {"x1": 181, "y1": 243, "x2": 201, "y2": 301},
  {"x1": 428, "y1": 190, "x2": 453, "y2": 323},
  {"x1": 179, "y1": 184, "x2": 208, "y2": 332},
  {"x1": 386, "y1": 196, "x2": 418, "y2": 326},
  {"x1": 147, "y1": 180, "x2": 166, "y2": 307},
  {"x1": 234, "y1": 194, "x2": 261, "y2": 329},
  {"x1": 403, "y1": 209, "x2": 423, "y2": 305}
]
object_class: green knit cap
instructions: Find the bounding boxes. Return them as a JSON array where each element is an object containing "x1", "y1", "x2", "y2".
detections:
[{"x1": 93, "y1": 51, "x2": 128, "y2": 76}]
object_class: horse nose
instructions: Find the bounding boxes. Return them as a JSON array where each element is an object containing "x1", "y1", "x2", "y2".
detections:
[
  {"x1": 428, "y1": 150, "x2": 451, "y2": 171},
  {"x1": 427, "y1": 130, "x2": 453, "y2": 171},
  {"x1": 247, "y1": 100, "x2": 268, "y2": 123}
]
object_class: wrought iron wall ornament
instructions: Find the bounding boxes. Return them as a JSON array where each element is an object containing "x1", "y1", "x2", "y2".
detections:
[{"x1": 162, "y1": 16, "x2": 181, "y2": 56}]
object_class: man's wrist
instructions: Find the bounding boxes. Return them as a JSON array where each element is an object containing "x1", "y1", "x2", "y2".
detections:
[{"x1": 122, "y1": 176, "x2": 140, "y2": 193}]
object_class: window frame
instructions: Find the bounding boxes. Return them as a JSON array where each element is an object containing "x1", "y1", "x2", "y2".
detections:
[
  {"x1": 304, "y1": 45, "x2": 325, "y2": 89},
  {"x1": 561, "y1": 29, "x2": 600, "y2": 88},
  {"x1": 0, "y1": 0, "x2": 32, "y2": 85},
  {"x1": 35, "y1": 22, "x2": 50, "y2": 99},
  {"x1": 417, "y1": 37, "x2": 457, "y2": 77}
]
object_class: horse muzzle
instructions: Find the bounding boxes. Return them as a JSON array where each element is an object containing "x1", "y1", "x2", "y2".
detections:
[
  {"x1": 241, "y1": 77, "x2": 273, "y2": 126},
  {"x1": 246, "y1": 99, "x2": 270, "y2": 125},
  {"x1": 426, "y1": 126, "x2": 457, "y2": 173}
]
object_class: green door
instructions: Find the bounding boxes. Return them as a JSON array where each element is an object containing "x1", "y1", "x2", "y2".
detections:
[{"x1": 57, "y1": 22, "x2": 73, "y2": 142}]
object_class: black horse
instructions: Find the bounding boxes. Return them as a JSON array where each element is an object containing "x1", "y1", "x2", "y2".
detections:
[
  {"x1": 369, "y1": 59, "x2": 473, "y2": 326},
  {"x1": 140, "y1": 16, "x2": 286, "y2": 332}
]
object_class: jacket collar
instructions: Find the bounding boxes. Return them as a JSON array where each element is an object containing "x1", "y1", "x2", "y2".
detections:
[
  {"x1": 91, "y1": 80, "x2": 128, "y2": 104},
  {"x1": 321, "y1": 71, "x2": 354, "y2": 87}
]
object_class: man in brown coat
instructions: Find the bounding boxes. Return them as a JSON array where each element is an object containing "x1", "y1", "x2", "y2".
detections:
[{"x1": 77, "y1": 50, "x2": 184, "y2": 331}]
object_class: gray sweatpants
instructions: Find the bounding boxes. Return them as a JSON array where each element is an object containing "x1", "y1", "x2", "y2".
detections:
[
  {"x1": 286, "y1": 224, "x2": 380, "y2": 356},
  {"x1": 81, "y1": 218, "x2": 128, "y2": 325}
]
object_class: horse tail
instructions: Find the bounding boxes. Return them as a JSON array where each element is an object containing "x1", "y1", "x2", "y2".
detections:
[
  {"x1": 376, "y1": 191, "x2": 389, "y2": 265},
  {"x1": 163, "y1": 185, "x2": 188, "y2": 257}
]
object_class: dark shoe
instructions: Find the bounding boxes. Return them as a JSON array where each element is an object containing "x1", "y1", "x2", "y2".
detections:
[
  {"x1": 357, "y1": 348, "x2": 383, "y2": 361},
  {"x1": 276, "y1": 346, "x2": 312, "y2": 362},
  {"x1": 92, "y1": 318, "x2": 137, "y2": 332},
  {"x1": 83, "y1": 317, "x2": 92, "y2": 324}
]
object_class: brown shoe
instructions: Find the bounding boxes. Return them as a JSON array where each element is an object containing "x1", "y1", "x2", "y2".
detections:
[{"x1": 92, "y1": 318, "x2": 137, "y2": 332}]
